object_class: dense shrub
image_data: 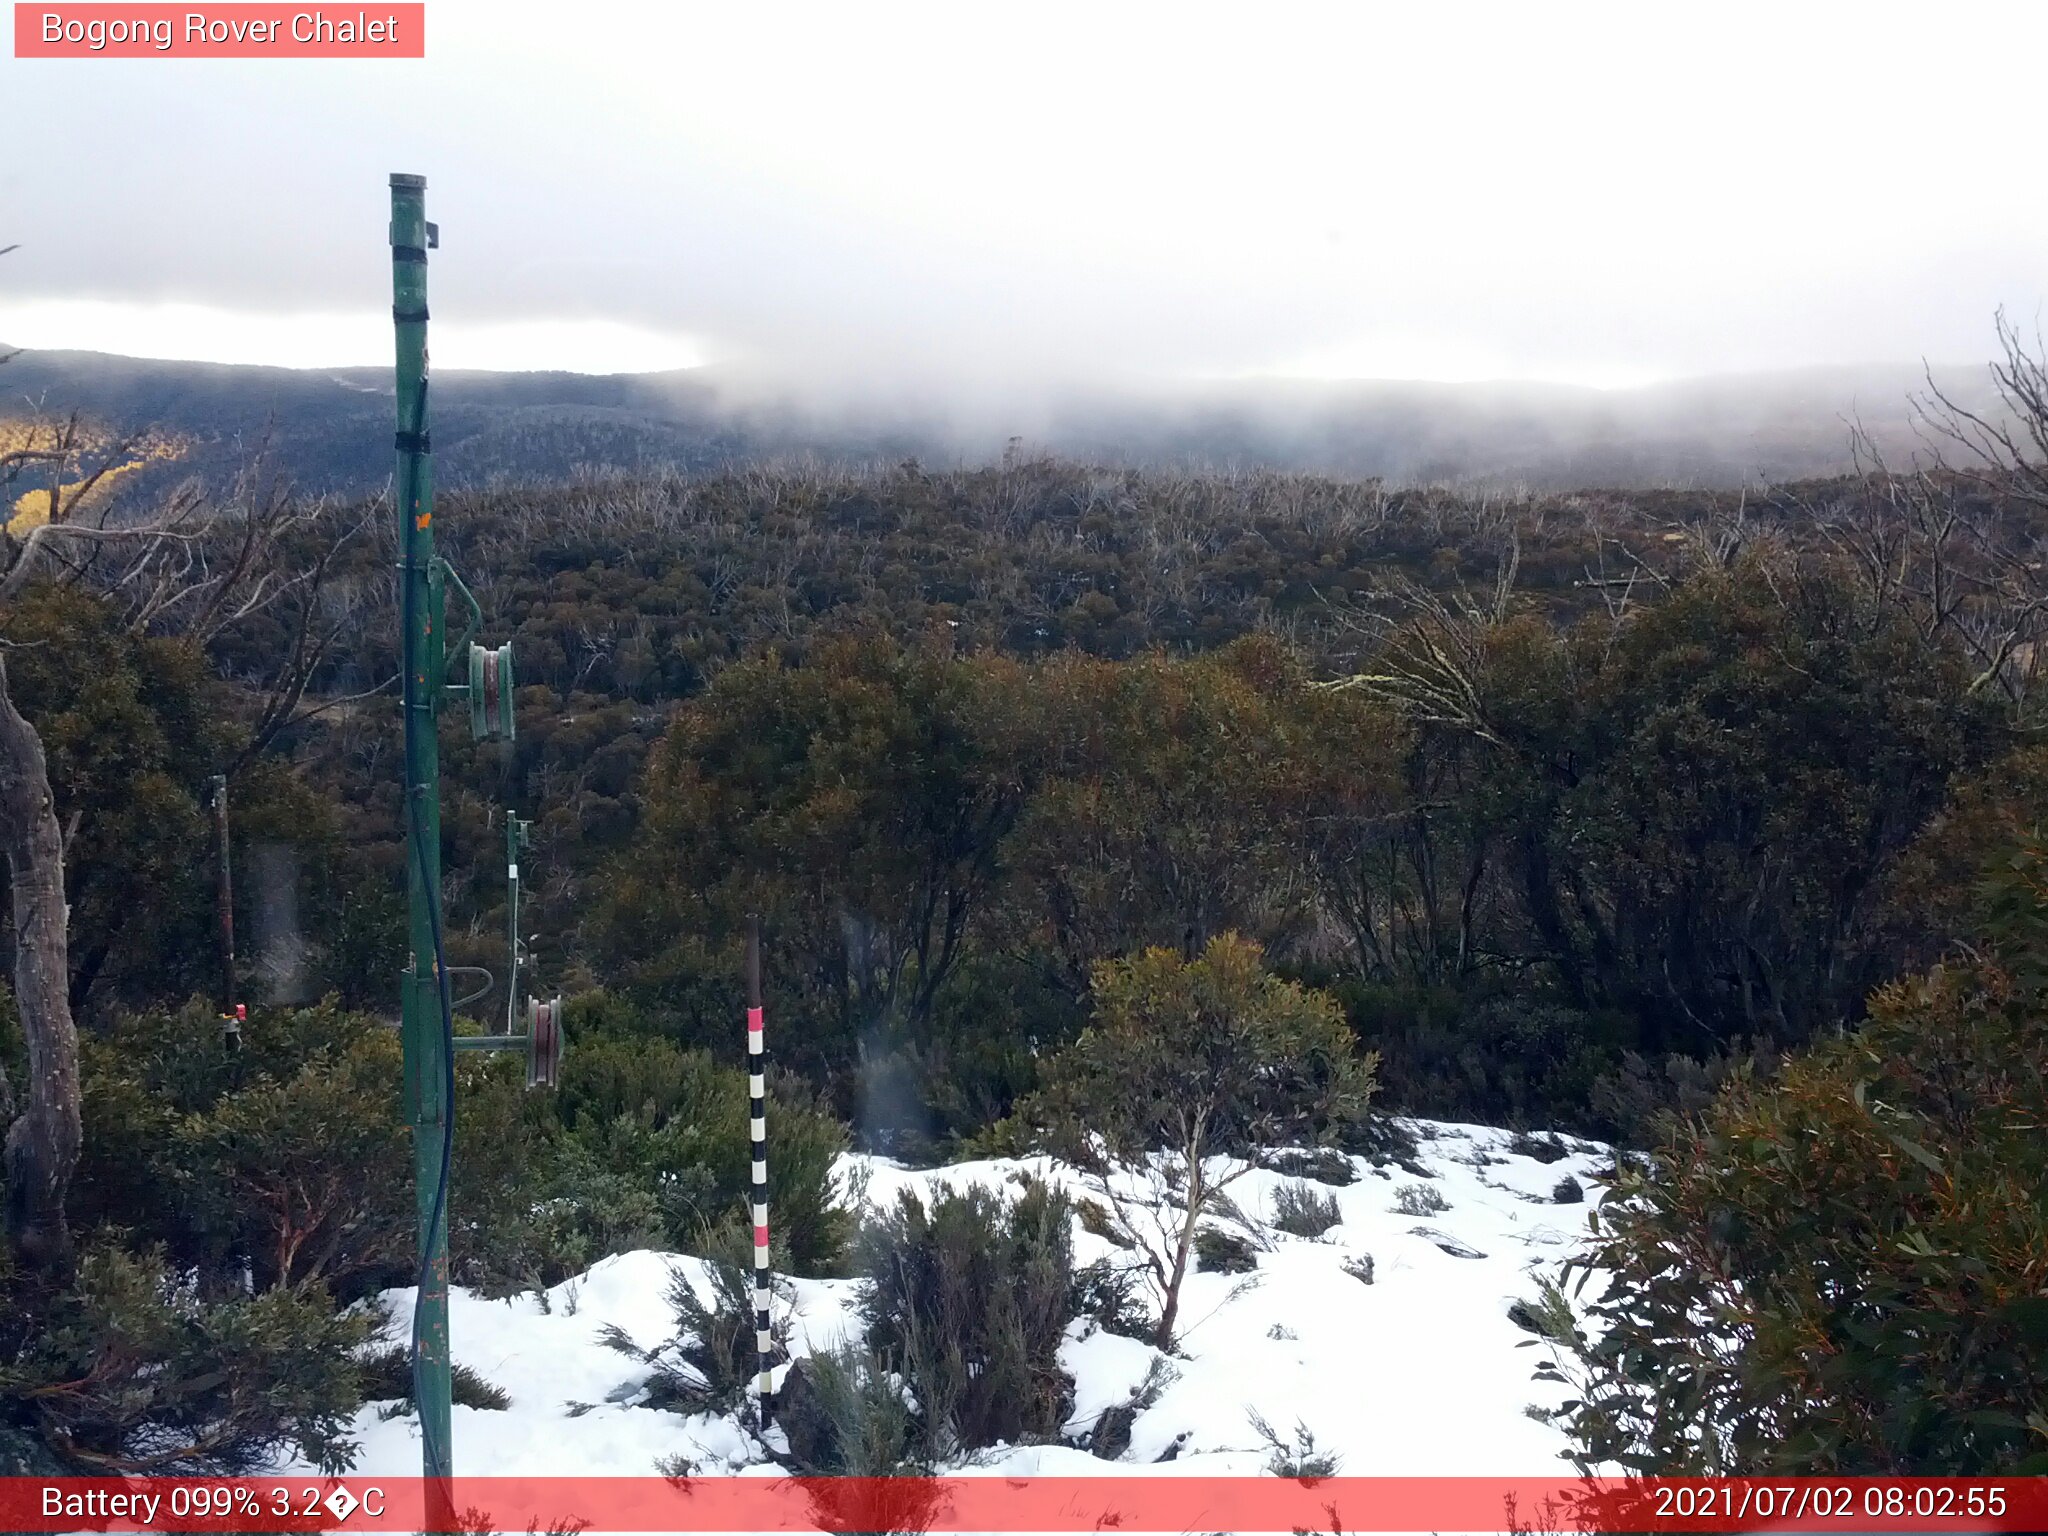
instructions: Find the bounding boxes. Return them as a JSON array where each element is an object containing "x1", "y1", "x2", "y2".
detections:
[
  {"x1": 1391, "y1": 1183, "x2": 1448, "y2": 1217},
  {"x1": 607, "y1": 1227, "x2": 785, "y2": 1417},
  {"x1": 70, "y1": 995, "x2": 853, "y2": 1312},
  {"x1": 1258, "y1": 1147, "x2": 1356, "y2": 1186},
  {"x1": 776, "y1": 1345, "x2": 943, "y2": 1536},
  {"x1": 1539, "y1": 858, "x2": 2048, "y2": 1473},
  {"x1": 71, "y1": 999, "x2": 414, "y2": 1303},
  {"x1": 1586, "y1": 1043, "x2": 1783, "y2": 1149},
  {"x1": 15, "y1": 455, "x2": 2038, "y2": 1484},
  {"x1": 464, "y1": 1119, "x2": 707, "y2": 1292},
  {"x1": 1269, "y1": 1181, "x2": 1342, "y2": 1238},
  {"x1": 864, "y1": 949, "x2": 1087, "y2": 1157},
  {"x1": 1506, "y1": 1130, "x2": 1572, "y2": 1163},
  {"x1": 38, "y1": 464, "x2": 2019, "y2": 1174},
  {"x1": 854, "y1": 1179, "x2": 1078, "y2": 1456},
  {"x1": 1071, "y1": 1256, "x2": 1149, "y2": 1339},
  {"x1": 1194, "y1": 1227, "x2": 1259, "y2": 1274},
  {"x1": 1000, "y1": 637, "x2": 1404, "y2": 983},
  {"x1": 0, "y1": 1243, "x2": 369, "y2": 1473},
  {"x1": 356, "y1": 1347, "x2": 510, "y2": 1412},
  {"x1": 460, "y1": 1031, "x2": 853, "y2": 1291},
  {"x1": 2, "y1": 590, "x2": 234, "y2": 1019},
  {"x1": 1247, "y1": 1409, "x2": 1342, "y2": 1480},
  {"x1": 182, "y1": 1028, "x2": 415, "y2": 1294},
  {"x1": 602, "y1": 635, "x2": 1029, "y2": 1080}
]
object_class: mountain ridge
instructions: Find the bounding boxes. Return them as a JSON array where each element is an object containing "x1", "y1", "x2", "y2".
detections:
[{"x1": 0, "y1": 345, "x2": 2007, "y2": 496}]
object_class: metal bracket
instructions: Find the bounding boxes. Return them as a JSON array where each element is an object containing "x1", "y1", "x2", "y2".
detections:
[
  {"x1": 437, "y1": 558, "x2": 484, "y2": 677},
  {"x1": 446, "y1": 965, "x2": 494, "y2": 1012}
]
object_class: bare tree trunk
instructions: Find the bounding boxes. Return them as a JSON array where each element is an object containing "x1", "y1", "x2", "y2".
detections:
[
  {"x1": 1154, "y1": 1124, "x2": 1211, "y2": 1350},
  {"x1": 0, "y1": 654, "x2": 79, "y2": 1269},
  {"x1": 1156, "y1": 1189, "x2": 1201, "y2": 1350}
]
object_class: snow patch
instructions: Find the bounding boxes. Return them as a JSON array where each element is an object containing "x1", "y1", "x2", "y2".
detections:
[{"x1": 292, "y1": 1118, "x2": 1607, "y2": 1480}]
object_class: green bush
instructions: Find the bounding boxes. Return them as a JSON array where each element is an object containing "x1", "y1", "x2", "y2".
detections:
[
  {"x1": 1071, "y1": 1256, "x2": 1148, "y2": 1339},
  {"x1": 72, "y1": 999, "x2": 414, "y2": 1304},
  {"x1": 554, "y1": 1028, "x2": 717, "y2": 1129},
  {"x1": 608, "y1": 1226, "x2": 785, "y2": 1417},
  {"x1": 1269, "y1": 1181, "x2": 1341, "y2": 1238},
  {"x1": 854, "y1": 1179, "x2": 1078, "y2": 1456},
  {"x1": 1539, "y1": 880, "x2": 2048, "y2": 1473},
  {"x1": 1194, "y1": 1227, "x2": 1259, "y2": 1274},
  {"x1": 1247, "y1": 1409, "x2": 1342, "y2": 1480},
  {"x1": 777, "y1": 1346, "x2": 944, "y2": 1536},
  {"x1": 182, "y1": 1027, "x2": 414, "y2": 1296},
  {"x1": 73, "y1": 997, "x2": 850, "y2": 1309},
  {"x1": 0, "y1": 1243, "x2": 369, "y2": 1473},
  {"x1": 1391, "y1": 1182, "x2": 1448, "y2": 1217},
  {"x1": 1586, "y1": 1043, "x2": 1783, "y2": 1149},
  {"x1": 907, "y1": 949, "x2": 1087, "y2": 1150},
  {"x1": 555, "y1": 1036, "x2": 853, "y2": 1276},
  {"x1": 1507, "y1": 1130, "x2": 1572, "y2": 1164},
  {"x1": 457, "y1": 1033, "x2": 854, "y2": 1292},
  {"x1": 470, "y1": 1120, "x2": 707, "y2": 1292},
  {"x1": 356, "y1": 1347, "x2": 510, "y2": 1412}
]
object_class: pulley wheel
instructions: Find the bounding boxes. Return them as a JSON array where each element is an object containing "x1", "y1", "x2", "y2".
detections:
[
  {"x1": 526, "y1": 994, "x2": 564, "y2": 1089},
  {"x1": 469, "y1": 643, "x2": 517, "y2": 742}
]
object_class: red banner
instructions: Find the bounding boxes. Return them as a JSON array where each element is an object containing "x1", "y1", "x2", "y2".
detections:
[
  {"x1": 13, "y1": 4, "x2": 424, "y2": 57},
  {"x1": 2, "y1": 1476, "x2": 2045, "y2": 1532}
]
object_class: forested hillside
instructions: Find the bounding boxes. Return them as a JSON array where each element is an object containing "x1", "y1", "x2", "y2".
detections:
[{"x1": 162, "y1": 455, "x2": 2036, "y2": 1135}]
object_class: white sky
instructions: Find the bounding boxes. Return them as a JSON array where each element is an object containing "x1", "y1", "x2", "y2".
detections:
[{"x1": 2, "y1": 0, "x2": 2043, "y2": 391}]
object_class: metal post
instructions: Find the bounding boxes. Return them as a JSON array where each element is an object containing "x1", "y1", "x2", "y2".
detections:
[
  {"x1": 390, "y1": 170, "x2": 454, "y2": 1525},
  {"x1": 746, "y1": 916, "x2": 774, "y2": 1423},
  {"x1": 209, "y1": 774, "x2": 237, "y2": 1042},
  {"x1": 505, "y1": 814, "x2": 524, "y2": 1036}
]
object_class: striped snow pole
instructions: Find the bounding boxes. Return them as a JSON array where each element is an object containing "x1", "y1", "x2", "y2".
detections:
[{"x1": 746, "y1": 916, "x2": 773, "y2": 1422}]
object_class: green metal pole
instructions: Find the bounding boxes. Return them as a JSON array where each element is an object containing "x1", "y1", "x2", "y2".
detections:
[
  {"x1": 506, "y1": 814, "x2": 523, "y2": 1036},
  {"x1": 390, "y1": 171, "x2": 454, "y2": 1521},
  {"x1": 209, "y1": 773, "x2": 236, "y2": 1036}
]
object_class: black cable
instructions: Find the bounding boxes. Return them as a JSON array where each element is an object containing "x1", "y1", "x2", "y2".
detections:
[{"x1": 397, "y1": 375, "x2": 458, "y2": 1480}]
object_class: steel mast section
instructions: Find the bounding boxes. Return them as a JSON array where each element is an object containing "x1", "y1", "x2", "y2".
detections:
[{"x1": 389, "y1": 173, "x2": 560, "y2": 1522}]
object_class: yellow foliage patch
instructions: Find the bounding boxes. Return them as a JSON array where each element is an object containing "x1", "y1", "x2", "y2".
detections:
[{"x1": 0, "y1": 421, "x2": 187, "y2": 536}]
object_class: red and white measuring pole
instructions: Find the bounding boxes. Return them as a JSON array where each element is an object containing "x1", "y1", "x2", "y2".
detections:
[{"x1": 745, "y1": 917, "x2": 773, "y2": 1422}]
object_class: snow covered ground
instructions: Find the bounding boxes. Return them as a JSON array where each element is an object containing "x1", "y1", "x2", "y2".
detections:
[{"x1": 305, "y1": 1118, "x2": 1609, "y2": 1482}]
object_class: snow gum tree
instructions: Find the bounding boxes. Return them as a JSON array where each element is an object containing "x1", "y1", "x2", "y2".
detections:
[{"x1": 1026, "y1": 933, "x2": 1374, "y2": 1349}]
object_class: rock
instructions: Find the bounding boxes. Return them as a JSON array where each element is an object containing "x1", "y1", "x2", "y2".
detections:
[
  {"x1": 1089, "y1": 1400, "x2": 1137, "y2": 1462},
  {"x1": 1509, "y1": 1131, "x2": 1572, "y2": 1164},
  {"x1": 1408, "y1": 1225, "x2": 1487, "y2": 1259},
  {"x1": 1261, "y1": 1147, "x2": 1356, "y2": 1186},
  {"x1": 1194, "y1": 1226, "x2": 1259, "y2": 1274}
]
